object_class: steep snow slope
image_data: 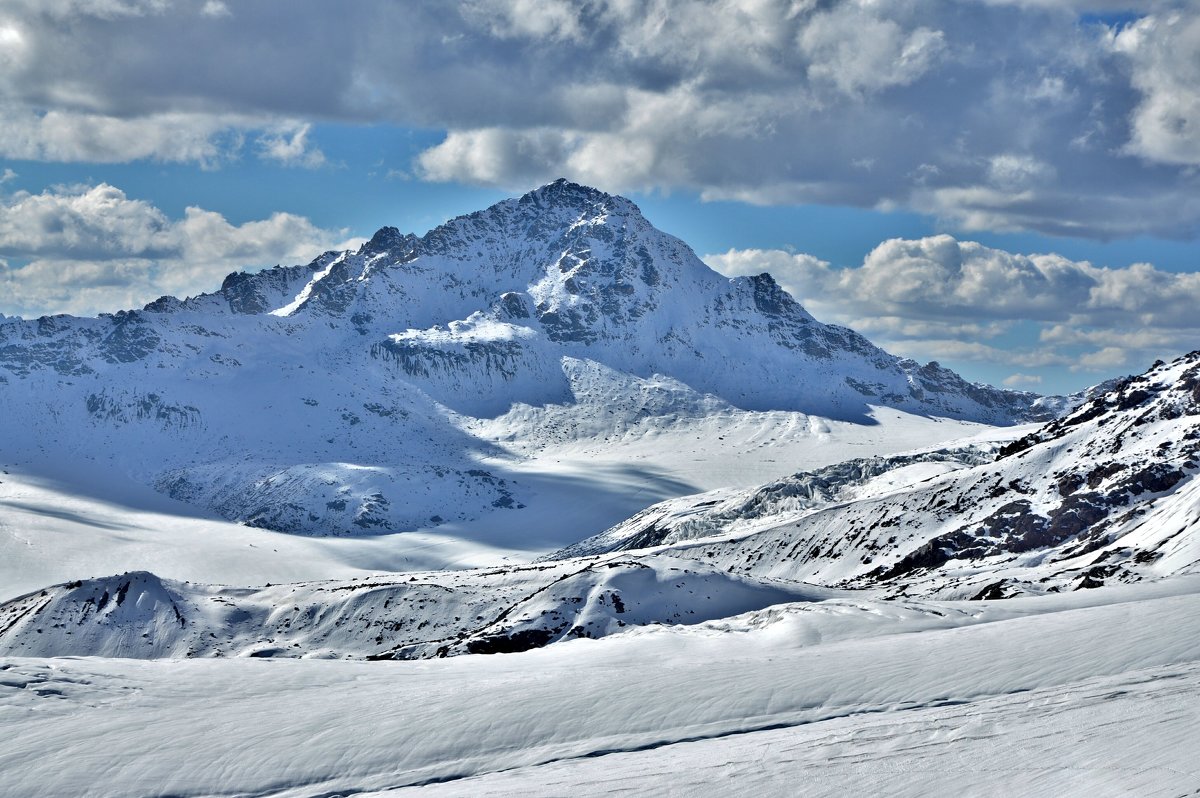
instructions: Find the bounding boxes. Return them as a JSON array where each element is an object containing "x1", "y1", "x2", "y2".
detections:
[
  {"x1": 0, "y1": 180, "x2": 1052, "y2": 546},
  {"x1": 2, "y1": 576, "x2": 1199, "y2": 796},
  {"x1": 630, "y1": 352, "x2": 1200, "y2": 598}
]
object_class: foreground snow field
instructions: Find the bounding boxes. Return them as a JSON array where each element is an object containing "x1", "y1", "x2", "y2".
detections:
[
  {"x1": 3, "y1": 577, "x2": 1199, "y2": 796},
  {"x1": 396, "y1": 662, "x2": 1197, "y2": 798}
]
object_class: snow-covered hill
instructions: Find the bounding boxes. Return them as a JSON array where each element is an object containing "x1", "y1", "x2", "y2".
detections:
[
  {"x1": 0, "y1": 180, "x2": 1053, "y2": 546},
  {"x1": 0, "y1": 561, "x2": 829, "y2": 660}
]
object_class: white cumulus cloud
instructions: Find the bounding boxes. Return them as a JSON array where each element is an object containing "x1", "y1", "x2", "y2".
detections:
[
  {"x1": 1113, "y1": 8, "x2": 1200, "y2": 166},
  {"x1": 706, "y1": 235, "x2": 1200, "y2": 376},
  {"x1": 0, "y1": 183, "x2": 361, "y2": 317}
]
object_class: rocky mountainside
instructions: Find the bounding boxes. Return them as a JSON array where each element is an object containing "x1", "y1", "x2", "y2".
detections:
[
  {"x1": 0, "y1": 180, "x2": 1054, "y2": 538},
  {"x1": 617, "y1": 353, "x2": 1200, "y2": 599}
]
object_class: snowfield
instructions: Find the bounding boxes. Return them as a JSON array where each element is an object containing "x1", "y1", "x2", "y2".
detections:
[
  {"x1": 398, "y1": 662, "x2": 1198, "y2": 797},
  {"x1": 3, "y1": 577, "x2": 1199, "y2": 796}
]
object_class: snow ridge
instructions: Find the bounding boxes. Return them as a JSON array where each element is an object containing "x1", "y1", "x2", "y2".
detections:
[{"x1": 0, "y1": 559, "x2": 828, "y2": 660}]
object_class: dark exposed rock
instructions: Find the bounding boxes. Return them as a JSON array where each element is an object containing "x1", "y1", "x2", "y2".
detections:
[
  {"x1": 1057, "y1": 472, "x2": 1084, "y2": 496},
  {"x1": 358, "y1": 226, "x2": 418, "y2": 258},
  {"x1": 101, "y1": 312, "x2": 159, "y2": 364},
  {"x1": 495, "y1": 292, "x2": 532, "y2": 319},
  {"x1": 464, "y1": 627, "x2": 557, "y2": 655},
  {"x1": 845, "y1": 377, "x2": 881, "y2": 397},
  {"x1": 142, "y1": 295, "x2": 185, "y2": 313},
  {"x1": 1110, "y1": 463, "x2": 1186, "y2": 497},
  {"x1": 969, "y1": 581, "x2": 1010, "y2": 601},
  {"x1": 1085, "y1": 462, "x2": 1126, "y2": 489},
  {"x1": 372, "y1": 337, "x2": 526, "y2": 381},
  {"x1": 749, "y1": 273, "x2": 800, "y2": 317},
  {"x1": 85, "y1": 391, "x2": 201, "y2": 429}
]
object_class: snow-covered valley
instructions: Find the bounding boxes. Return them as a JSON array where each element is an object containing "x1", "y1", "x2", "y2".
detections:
[
  {"x1": 0, "y1": 403, "x2": 994, "y2": 602},
  {"x1": 2, "y1": 181, "x2": 1197, "y2": 796}
]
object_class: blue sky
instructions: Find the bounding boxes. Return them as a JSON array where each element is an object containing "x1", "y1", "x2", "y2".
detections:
[{"x1": 1, "y1": 1, "x2": 1198, "y2": 395}]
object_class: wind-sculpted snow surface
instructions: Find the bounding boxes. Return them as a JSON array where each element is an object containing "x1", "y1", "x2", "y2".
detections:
[
  {"x1": 643, "y1": 353, "x2": 1200, "y2": 598},
  {"x1": 0, "y1": 180, "x2": 1052, "y2": 539}
]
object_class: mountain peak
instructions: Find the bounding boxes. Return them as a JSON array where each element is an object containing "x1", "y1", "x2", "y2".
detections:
[
  {"x1": 517, "y1": 178, "x2": 638, "y2": 217},
  {"x1": 530, "y1": 177, "x2": 608, "y2": 200},
  {"x1": 0, "y1": 179, "x2": 1073, "y2": 547},
  {"x1": 359, "y1": 225, "x2": 418, "y2": 259}
]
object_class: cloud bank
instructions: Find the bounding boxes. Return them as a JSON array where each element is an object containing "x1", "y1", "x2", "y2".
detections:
[
  {"x1": 0, "y1": 0, "x2": 1197, "y2": 237},
  {"x1": 707, "y1": 236, "x2": 1200, "y2": 378}
]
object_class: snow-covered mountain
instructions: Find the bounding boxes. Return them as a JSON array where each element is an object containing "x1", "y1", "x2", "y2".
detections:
[{"x1": 0, "y1": 180, "x2": 1052, "y2": 541}]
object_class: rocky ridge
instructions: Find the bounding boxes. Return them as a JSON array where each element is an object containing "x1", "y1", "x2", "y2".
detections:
[{"x1": 647, "y1": 353, "x2": 1200, "y2": 598}]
